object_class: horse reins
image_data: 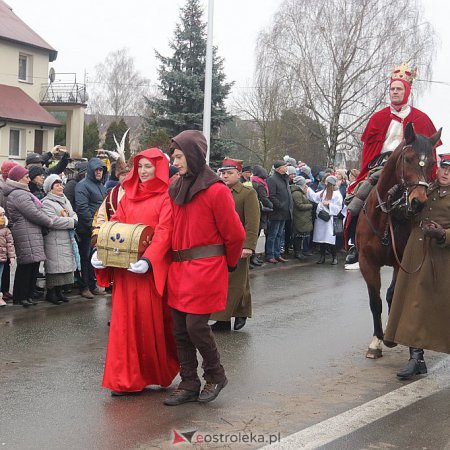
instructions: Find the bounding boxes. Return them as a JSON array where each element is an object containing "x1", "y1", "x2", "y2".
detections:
[{"x1": 364, "y1": 144, "x2": 430, "y2": 274}]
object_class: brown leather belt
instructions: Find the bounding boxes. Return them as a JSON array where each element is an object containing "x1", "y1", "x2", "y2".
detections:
[{"x1": 172, "y1": 244, "x2": 225, "y2": 262}]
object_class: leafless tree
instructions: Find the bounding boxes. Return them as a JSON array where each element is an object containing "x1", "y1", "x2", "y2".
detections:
[
  {"x1": 258, "y1": 0, "x2": 436, "y2": 167},
  {"x1": 88, "y1": 48, "x2": 151, "y2": 120}
]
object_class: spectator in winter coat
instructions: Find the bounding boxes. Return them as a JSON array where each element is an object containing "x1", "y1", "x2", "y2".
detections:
[
  {"x1": 28, "y1": 165, "x2": 46, "y2": 200},
  {"x1": 3, "y1": 165, "x2": 52, "y2": 308},
  {"x1": 290, "y1": 176, "x2": 313, "y2": 260},
  {"x1": 266, "y1": 160, "x2": 293, "y2": 263},
  {"x1": 0, "y1": 160, "x2": 19, "y2": 301},
  {"x1": 0, "y1": 206, "x2": 15, "y2": 307},
  {"x1": 42, "y1": 175, "x2": 78, "y2": 305},
  {"x1": 74, "y1": 158, "x2": 107, "y2": 299},
  {"x1": 64, "y1": 161, "x2": 88, "y2": 207},
  {"x1": 0, "y1": 160, "x2": 19, "y2": 212},
  {"x1": 251, "y1": 165, "x2": 273, "y2": 233}
]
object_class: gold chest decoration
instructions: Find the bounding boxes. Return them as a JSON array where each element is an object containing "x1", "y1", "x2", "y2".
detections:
[{"x1": 97, "y1": 221, "x2": 154, "y2": 269}]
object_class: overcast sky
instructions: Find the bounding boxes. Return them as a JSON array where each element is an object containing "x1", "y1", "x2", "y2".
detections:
[{"x1": 6, "y1": 0, "x2": 450, "y2": 152}]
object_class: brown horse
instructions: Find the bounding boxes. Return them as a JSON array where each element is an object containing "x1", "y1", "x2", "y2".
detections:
[{"x1": 356, "y1": 122, "x2": 442, "y2": 358}]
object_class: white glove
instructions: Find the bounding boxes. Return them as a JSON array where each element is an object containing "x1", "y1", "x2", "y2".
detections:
[
  {"x1": 91, "y1": 251, "x2": 106, "y2": 269},
  {"x1": 128, "y1": 259, "x2": 150, "y2": 274}
]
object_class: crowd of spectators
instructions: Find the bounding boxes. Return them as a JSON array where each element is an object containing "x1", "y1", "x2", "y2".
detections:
[{"x1": 0, "y1": 146, "x2": 358, "y2": 309}]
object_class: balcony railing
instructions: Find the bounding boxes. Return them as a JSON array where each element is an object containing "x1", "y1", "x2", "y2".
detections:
[{"x1": 40, "y1": 82, "x2": 88, "y2": 105}]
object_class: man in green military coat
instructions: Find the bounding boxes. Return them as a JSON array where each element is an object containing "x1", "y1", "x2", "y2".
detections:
[
  {"x1": 385, "y1": 154, "x2": 450, "y2": 379},
  {"x1": 211, "y1": 158, "x2": 260, "y2": 331}
]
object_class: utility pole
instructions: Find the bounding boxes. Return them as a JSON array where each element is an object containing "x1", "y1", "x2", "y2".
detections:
[{"x1": 203, "y1": 0, "x2": 214, "y2": 165}]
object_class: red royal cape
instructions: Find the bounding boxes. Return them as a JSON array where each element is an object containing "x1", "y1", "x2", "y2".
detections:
[{"x1": 349, "y1": 106, "x2": 441, "y2": 194}]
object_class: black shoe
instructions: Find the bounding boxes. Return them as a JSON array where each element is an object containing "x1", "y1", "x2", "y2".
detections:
[
  {"x1": 331, "y1": 257, "x2": 338, "y2": 265},
  {"x1": 27, "y1": 298, "x2": 38, "y2": 305},
  {"x1": 211, "y1": 321, "x2": 231, "y2": 331},
  {"x1": 55, "y1": 286, "x2": 69, "y2": 303},
  {"x1": 32, "y1": 290, "x2": 44, "y2": 300},
  {"x1": 397, "y1": 359, "x2": 427, "y2": 379},
  {"x1": 250, "y1": 254, "x2": 262, "y2": 266},
  {"x1": 397, "y1": 348, "x2": 427, "y2": 379},
  {"x1": 198, "y1": 379, "x2": 228, "y2": 403},
  {"x1": 234, "y1": 317, "x2": 247, "y2": 331},
  {"x1": 249, "y1": 263, "x2": 255, "y2": 270},
  {"x1": 294, "y1": 253, "x2": 306, "y2": 260},
  {"x1": 20, "y1": 300, "x2": 31, "y2": 308},
  {"x1": 164, "y1": 388, "x2": 199, "y2": 406},
  {"x1": 46, "y1": 289, "x2": 62, "y2": 305},
  {"x1": 316, "y1": 255, "x2": 325, "y2": 264},
  {"x1": 345, "y1": 246, "x2": 358, "y2": 264},
  {"x1": 302, "y1": 251, "x2": 313, "y2": 257},
  {"x1": 111, "y1": 390, "x2": 143, "y2": 397}
]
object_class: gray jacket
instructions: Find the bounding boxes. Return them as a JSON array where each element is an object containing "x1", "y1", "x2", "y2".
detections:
[
  {"x1": 42, "y1": 193, "x2": 78, "y2": 274},
  {"x1": 3, "y1": 180, "x2": 53, "y2": 264}
]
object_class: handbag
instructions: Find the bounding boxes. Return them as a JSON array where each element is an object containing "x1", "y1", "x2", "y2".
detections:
[
  {"x1": 318, "y1": 209, "x2": 331, "y2": 222},
  {"x1": 97, "y1": 221, "x2": 154, "y2": 269},
  {"x1": 333, "y1": 215, "x2": 344, "y2": 236}
]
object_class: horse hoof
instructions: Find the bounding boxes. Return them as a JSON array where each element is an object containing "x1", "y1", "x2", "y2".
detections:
[
  {"x1": 383, "y1": 340, "x2": 398, "y2": 348},
  {"x1": 366, "y1": 348, "x2": 383, "y2": 359}
]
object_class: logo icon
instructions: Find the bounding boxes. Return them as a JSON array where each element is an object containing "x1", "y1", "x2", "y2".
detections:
[{"x1": 172, "y1": 430, "x2": 197, "y2": 445}]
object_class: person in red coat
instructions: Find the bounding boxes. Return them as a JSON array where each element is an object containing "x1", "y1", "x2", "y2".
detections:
[
  {"x1": 345, "y1": 63, "x2": 441, "y2": 266},
  {"x1": 163, "y1": 130, "x2": 245, "y2": 406},
  {"x1": 91, "y1": 148, "x2": 179, "y2": 396}
]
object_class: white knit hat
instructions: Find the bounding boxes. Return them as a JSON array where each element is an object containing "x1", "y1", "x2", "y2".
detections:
[{"x1": 43, "y1": 174, "x2": 62, "y2": 194}]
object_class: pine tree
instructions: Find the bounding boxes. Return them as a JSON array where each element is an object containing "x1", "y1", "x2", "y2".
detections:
[
  {"x1": 104, "y1": 121, "x2": 119, "y2": 152},
  {"x1": 141, "y1": 0, "x2": 233, "y2": 167},
  {"x1": 83, "y1": 119, "x2": 100, "y2": 159},
  {"x1": 104, "y1": 120, "x2": 131, "y2": 159}
]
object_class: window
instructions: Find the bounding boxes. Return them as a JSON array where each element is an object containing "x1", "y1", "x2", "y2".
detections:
[
  {"x1": 18, "y1": 53, "x2": 32, "y2": 82},
  {"x1": 9, "y1": 129, "x2": 21, "y2": 156}
]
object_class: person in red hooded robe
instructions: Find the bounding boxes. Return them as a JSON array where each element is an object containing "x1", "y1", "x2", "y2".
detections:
[{"x1": 92, "y1": 148, "x2": 179, "y2": 396}]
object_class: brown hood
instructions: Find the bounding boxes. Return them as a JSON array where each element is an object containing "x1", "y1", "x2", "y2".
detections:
[{"x1": 168, "y1": 130, "x2": 222, "y2": 205}]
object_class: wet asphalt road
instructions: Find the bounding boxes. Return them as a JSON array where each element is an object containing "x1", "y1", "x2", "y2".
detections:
[{"x1": 1, "y1": 257, "x2": 448, "y2": 449}]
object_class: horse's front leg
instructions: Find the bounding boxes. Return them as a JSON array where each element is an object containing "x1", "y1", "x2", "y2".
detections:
[
  {"x1": 360, "y1": 262, "x2": 383, "y2": 358},
  {"x1": 383, "y1": 266, "x2": 399, "y2": 348}
]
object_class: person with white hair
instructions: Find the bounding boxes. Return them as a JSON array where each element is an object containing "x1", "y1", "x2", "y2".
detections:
[{"x1": 304, "y1": 175, "x2": 343, "y2": 264}]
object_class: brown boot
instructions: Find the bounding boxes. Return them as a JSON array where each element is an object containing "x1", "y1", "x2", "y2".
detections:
[{"x1": 81, "y1": 288, "x2": 94, "y2": 299}]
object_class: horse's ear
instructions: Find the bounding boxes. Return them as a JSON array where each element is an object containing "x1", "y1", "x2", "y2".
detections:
[
  {"x1": 404, "y1": 122, "x2": 415, "y2": 145},
  {"x1": 429, "y1": 127, "x2": 442, "y2": 148}
]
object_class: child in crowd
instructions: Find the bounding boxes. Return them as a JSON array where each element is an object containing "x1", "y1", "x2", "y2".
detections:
[{"x1": 0, "y1": 207, "x2": 16, "y2": 306}]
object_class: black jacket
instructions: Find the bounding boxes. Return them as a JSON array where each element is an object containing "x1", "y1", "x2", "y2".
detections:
[
  {"x1": 74, "y1": 158, "x2": 107, "y2": 234},
  {"x1": 267, "y1": 171, "x2": 293, "y2": 220}
]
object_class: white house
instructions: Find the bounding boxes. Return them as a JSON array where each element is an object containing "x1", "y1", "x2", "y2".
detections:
[{"x1": 0, "y1": 0, "x2": 86, "y2": 162}]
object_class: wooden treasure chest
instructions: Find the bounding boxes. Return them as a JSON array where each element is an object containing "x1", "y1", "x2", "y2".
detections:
[{"x1": 97, "y1": 221, "x2": 154, "y2": 269}]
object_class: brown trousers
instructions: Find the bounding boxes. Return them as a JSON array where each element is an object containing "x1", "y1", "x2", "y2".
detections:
[{"x1": 171, "y1": 309, "x2": 226, "y2": 392}]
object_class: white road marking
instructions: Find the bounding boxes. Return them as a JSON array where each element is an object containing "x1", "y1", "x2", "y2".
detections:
[{"x1": 265, "y1": 356, "x2": 450, "y2": 449}]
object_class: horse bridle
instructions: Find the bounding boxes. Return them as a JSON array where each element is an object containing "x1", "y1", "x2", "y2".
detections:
[
  {"x1": 376, "y1": 144, "x2": 430, "y2": 215},
  {"x1": 364, "y1": 144, "x2": 431, "y2": 273}
]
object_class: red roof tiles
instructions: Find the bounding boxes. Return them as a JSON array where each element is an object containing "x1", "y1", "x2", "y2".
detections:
[
  {"x1": 0, "y1": 84, "x2": 61, "y2": 126},
  {"x1": 0, "y1": 0, "x2": 57, "y2": 61}
]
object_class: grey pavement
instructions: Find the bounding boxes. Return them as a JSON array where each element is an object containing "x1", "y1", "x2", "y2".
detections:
[{"x1": 1, "y1": 257, "x2": 448, "y2": 449}]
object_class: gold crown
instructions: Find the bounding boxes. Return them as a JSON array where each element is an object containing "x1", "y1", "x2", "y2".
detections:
[{"x1": 390, "y1": 63, "x2": 417, "y2": 85}]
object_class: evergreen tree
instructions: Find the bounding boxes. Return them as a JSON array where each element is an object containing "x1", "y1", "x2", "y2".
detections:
[
  {"x1": 116, "y1": 118, "x2": 131, "y2": 160},
  {"x1": 104, "y1": 121, "x2": 119, "y2": 152},
  {"x1": 83, "y1": 119, "x2": 100, "y2": 159},
  {"x1": 141, "y1": 0, "x2": 233, "y2": 166}
]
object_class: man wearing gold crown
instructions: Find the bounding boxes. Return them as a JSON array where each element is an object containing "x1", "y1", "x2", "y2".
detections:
[
  {"x1": 345, "y1": 63, "x2": 441, "y2": 267},
  {"x1": 356, "y1": 64, "x2": 439, "y2": 185}
]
